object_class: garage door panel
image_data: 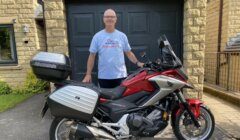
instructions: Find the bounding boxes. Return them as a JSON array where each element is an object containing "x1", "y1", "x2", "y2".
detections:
[
  {"x1": 71, "y1": 47, "x2": 88, "y2": 71},
  {"x1": 127, "y1": 36, "x2": 150, "y2": 46},
  {"x1": 128, "y1": 12, "x2": 150, "y2": 35},
  {"x1": 69, "y1": 15, "x2": 96, "y2": 45},
  {"x1": 156, "y1": 11, "x2": 177, "y2": 32},
  {"x1": 71, "y1": 37, "x2": 93, "y2": 47},
  {"x1": 72, "y1": 13, "x2": 95, "y2": 36},
  {"x1": 70, "y1": 47, "x2": 98, "y2": 79}
]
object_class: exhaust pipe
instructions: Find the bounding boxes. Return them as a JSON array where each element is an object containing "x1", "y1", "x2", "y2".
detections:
[
  {"x1": 70, "y1": 124, "x2": 115, "y2": 140},
  {"x1": 86, "y1": 126, "x2": 116, "y2": 140},
  {"x1": 70, "y1": 124, "x2": 94, "y2": 138}
]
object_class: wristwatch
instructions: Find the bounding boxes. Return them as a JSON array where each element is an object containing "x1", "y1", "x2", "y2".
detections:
[{"x1": 136, "y1": 61, "x2": 139, "y2": 65}]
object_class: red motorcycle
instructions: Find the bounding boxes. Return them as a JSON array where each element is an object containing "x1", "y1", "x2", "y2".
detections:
[{"x1": 31, "y1": 35, "x2": 215, "y2": 140}]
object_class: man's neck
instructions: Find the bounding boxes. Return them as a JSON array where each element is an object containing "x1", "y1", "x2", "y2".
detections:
[{"x1": 105, "y1": 27, "x2": 115, "y2": 33}]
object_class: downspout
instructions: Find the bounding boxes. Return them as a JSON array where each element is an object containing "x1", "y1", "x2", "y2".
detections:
[
  {"x1": 216, "y1": 0, "x2": 223, "y2": 85},
  {"x1": 42, "y1": 0, "x2": 48, "y2": 52},
  {"x1": 42, "y1": 0, "x2": 52, "y2": 91}
]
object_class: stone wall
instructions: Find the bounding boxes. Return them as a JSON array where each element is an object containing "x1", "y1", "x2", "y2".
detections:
[
  {"x1": 36, "y1": 22, "x2": 46, "y2": 51},
  {"x1": 0, "y1": 0, "x2": 45, "y2": 87},
  {"x1": 205, "y1": 0, "x2": 240, "y2": 92},
  {"x1": 204, "y1": 0, "x2": 222, "y2": 85},
  {"x1": 205, "y1": 0, "x2": 240, "y2": 53},
  {"x1": 43, "y1": 0, "x2": 68, "y2": 54},
  {"x1": 183, "y1": 0, "x2": 207, "y2": 98},
  {"x1": 221, "y1": 0, "x2": 229, "y2": 50},
  {"x1": 228, "y1": 0, "x2": 240, "y2": 40},
  {"x1": 205, "y1": 0, "x2": 221, "y2": 53}
]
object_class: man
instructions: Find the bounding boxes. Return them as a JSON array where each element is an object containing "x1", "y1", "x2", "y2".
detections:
[{"x1": 82, "y1": 9, "x2": 144, "y2": 88}]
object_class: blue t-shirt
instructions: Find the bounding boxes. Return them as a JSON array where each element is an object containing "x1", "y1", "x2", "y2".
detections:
[{"x1": 89, "y1": 29, "x2": 131, "y2": 79}]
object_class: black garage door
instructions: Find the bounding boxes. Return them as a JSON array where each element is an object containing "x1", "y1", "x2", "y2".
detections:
[{"x1": 66, "y1": 0, "x2": 183, "y2": 82}]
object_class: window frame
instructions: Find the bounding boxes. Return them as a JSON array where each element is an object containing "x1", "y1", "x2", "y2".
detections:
[
  {"x1": 225, "y1": 44, "x2": 240, "y2": 52},
  {"x1": 0, "y1": 24, "x2": 18, "y2": 66}
]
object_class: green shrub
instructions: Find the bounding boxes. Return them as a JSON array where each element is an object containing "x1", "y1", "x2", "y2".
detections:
[
  {"x1": 11, "y1": 88, "x2": 26, "y2": 95},
  {"x1": 0, "y1": 81, "x2": 12, "y2": 95},
  {"x1": 15, "y1": 71, "x2": 49, "y2": 94},
  {"x1": 0, "y1": 71, "x2": 49, "y2": 95}
]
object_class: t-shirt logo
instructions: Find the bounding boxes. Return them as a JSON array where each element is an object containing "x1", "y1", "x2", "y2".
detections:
[{"x1": 103, "y1": 39, "x2": 120, "y2": 48}]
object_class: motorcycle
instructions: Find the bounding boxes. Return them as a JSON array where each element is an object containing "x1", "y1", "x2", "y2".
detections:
[{"x1": 30, "y1": 35, "x2": 215, "y2": 140}]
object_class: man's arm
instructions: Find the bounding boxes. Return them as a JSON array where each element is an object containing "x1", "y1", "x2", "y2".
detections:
[
  {"x1": 82, "y1": 53, "x2": 96, "y2": 83},
  {"x1": 125, "y1": 51, "x2": 144, "y2": 67}
]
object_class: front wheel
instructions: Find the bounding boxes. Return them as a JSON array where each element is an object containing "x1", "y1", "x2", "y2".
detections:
[{"x1": 172, "y1": 106, "x2": 215, "y2": 140}]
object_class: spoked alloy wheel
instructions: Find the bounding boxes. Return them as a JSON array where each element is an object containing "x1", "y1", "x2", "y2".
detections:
[{"x1": 173, "y1": 106, "x2": 215, "y2": 140}]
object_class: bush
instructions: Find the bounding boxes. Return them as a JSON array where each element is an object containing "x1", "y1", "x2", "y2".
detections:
[
  {"x1": 13, "y1": 71, "x2": 49, "y2": 94},
  {"x1": 0, "y1": 81, "x2": 12, "y2": 95},
  {"x1": 1, "y1": 71, "x2": 49, "y2": 95}
]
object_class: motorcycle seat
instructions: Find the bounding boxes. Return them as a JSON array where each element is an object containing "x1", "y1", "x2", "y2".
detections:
[
  {"x1": 55, "y1": 80, "x2": 126, "y2": 100},
  {"x1": 98, "y1": 86, "x2": 126, "y2": 100}
]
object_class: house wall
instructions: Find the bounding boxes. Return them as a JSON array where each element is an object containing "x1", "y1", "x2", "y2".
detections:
[
  {"x1": 228, "y1": 0, "x2": 240, "y2": 39},
  {"x1": 43, "y1": 0, "x2": 68, "y2": 54},
  {"x1": 226, "y1": 0, "x2": 240, "y2": 92},
  {"x1": 36, "y1": 22, "x2": 46, "y2": 51},
  {"x1": 0, "y1": 0, "x2": 44, "y2": 87},
  {"x1": 183, "y1": 0, "x2": 207, "y2": 98},
  {"x1": 205, "y1": 0, "x2": 240, "y2": 92},
  {"x1": 205, "y1": 0, "x2": 240, "y2": 54}
]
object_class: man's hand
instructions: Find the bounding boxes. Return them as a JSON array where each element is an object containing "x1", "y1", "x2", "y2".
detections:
[
  {"x1": 82, "y1": 74, "x2": 92, "y2": 83},
  {"x1": 137, "y1": 62, "x2": 144, "y2": 68},
  {"x1": 82, "y1": 53, "x2": 96, "y2": 83},
  {"x1": 125, "y1": 51, "x2": 144, "y2": 68}
]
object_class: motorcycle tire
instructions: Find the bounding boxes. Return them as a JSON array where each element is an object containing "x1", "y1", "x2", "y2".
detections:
[{"x1": 172, "y1": 105, "x2": 215, "y2": 140}]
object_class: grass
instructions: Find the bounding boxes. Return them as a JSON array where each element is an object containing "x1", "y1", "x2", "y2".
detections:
[{"x1": 0, "y1": 93, "x2": 35, "y2": 113}]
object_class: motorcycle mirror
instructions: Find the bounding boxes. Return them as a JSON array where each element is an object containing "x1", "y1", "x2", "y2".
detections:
[
  {"x1": 158, "y1": 40, "x2": 165, "y2": 48},
  {"x1": 158, "y1": 35, "x2": 168, "y2": 48},
  {"x1": 156, "y1": 58, "x2": 161, "y2": 65},
  {"x1": 140, "y1": 52, "x2": 146, "y2": 58}
]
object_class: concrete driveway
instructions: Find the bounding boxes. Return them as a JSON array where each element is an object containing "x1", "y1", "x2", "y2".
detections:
[
  {"x1": 0, "y1": 93, "x2": 233, "y2": 140},
  {"x1": 0, "y1": 93, "x2": 52, "y2": 140}
]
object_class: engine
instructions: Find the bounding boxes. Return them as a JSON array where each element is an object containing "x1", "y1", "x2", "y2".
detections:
[{"x1": 127, "y1": 109, "x2": 168, "y2": 137}]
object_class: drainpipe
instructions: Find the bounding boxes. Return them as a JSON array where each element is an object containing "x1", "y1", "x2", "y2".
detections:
[
  {"x1": 41, "y1": 0, "x2": 51, "y2": 91},
  {"x1": 216, "y1": 0, "x2": 223, "y2": 85},
  {"x1": 42, "y1": 0, "x2": 48, "y2": 52}
]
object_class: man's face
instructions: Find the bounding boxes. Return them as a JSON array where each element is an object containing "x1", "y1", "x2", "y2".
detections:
[{"x1": 103, "y1": 10, "x2": 117, "y2": 27}]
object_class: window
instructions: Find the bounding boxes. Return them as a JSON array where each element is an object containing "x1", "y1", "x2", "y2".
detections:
[
  {"x1": 0, "y1": 25, "x2": 18, "y2": 65},
  {"x1": 225, "y1": 34, "x2": 240, "y2": 51}
]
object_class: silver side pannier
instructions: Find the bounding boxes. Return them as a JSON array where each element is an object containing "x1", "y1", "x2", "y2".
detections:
[{"x1": 47, "y1": 85, "x2": 99, "y2": 121}]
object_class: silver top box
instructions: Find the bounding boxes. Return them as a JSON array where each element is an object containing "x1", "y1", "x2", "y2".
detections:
[{"x1": 32, "y1": 52, "x2": 67, "y2": 65}]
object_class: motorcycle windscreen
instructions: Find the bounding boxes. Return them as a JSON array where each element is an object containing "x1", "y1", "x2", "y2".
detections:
[{"x1": 158, "y1": 35, "x2": 182, "y2": 67}]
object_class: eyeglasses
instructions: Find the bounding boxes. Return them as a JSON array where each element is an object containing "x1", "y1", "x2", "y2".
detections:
[{"x1": 104, "y1": 16, "x2": 116, "y2": 19}]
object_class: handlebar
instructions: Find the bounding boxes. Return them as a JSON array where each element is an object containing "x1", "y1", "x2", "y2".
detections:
[{"x1": 143, "y1": 60, "x2": 181, "y2": 71}]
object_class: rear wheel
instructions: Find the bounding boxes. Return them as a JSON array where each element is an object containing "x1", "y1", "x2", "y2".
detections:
[
  {"x1": 50, "y1": 117, "x2": 81, "y2": 140},
  {"x1": 173, "y1": 106, "x2": 215, "y2": 140}
]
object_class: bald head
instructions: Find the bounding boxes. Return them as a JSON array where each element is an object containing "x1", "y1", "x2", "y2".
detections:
[
  {"x1": 103, "y1": 9, "x2": 117, "y2": 31},
  {"x1": 104, "y1": 9, "x2": 117, "y2": 17}
]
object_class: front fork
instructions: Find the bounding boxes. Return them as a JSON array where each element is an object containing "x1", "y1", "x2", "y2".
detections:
[{"x1": 175, "y1": 91, "x2": 201, "y2": 128}]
